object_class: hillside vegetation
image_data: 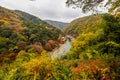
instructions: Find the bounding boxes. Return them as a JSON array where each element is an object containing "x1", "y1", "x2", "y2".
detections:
[
  {"x1": 0, "y1": 6, "x2": 63, "y2": 56},
  {"x1": 64, "y1": 15, "x2": 102, "y2": 37},
  {"x1": 15, "y1": 10, "x2": 52, "y2": 26},
  {"x1": 62, "y1": 13, "x2": 120, "y2": 79},
  {"x1": 0, "y1": 6, "x2": 120, "y2": 80}
]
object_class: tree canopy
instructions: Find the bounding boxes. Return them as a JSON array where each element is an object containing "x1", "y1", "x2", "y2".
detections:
[{"x1": 66, "y1": 0, "x2": 120, "y2": 13}]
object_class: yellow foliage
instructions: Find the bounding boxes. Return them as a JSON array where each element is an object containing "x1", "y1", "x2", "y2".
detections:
[
  {"x1": 41, "y1": 50, "x2": 47, "y2": 56},
  {"x1": 0, "y1": 37, "x2": 9, "y2": 43},
  {"x1": 16, "y1": 50, "x2": 26, "y2": 58},
  {"x1": 0, "y1": 19, "x2": 9, "y2": 26},
  {"x1": 22, "y1": 55, "x2": 52, "y2": 80}
]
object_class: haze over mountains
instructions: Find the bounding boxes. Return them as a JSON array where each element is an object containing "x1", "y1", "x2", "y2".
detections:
[
  {"x1": 15, "y1": 10, "x2": 47, "y2": 26},
  {"x1": 45, "y1": 20, "x2": 69, "y2": 29},
  {"x1": 15, "y1": 10, "x2": 69, "y2": 29}
]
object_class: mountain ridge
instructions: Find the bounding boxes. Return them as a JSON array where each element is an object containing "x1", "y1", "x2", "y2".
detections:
[{"x1": 45, "y1": 20, "x2": 69, "y2": 29}]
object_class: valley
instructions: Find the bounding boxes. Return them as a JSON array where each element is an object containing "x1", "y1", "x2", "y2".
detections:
[
  {"x1": 49, "y1": 35, "x2": 75, "y2": 59},
  {"x1": 49, "y1": 38, "x2": 71, "y2": 59},
  {"x1": 0, "y1": 1, "x2": 120, "y2": 79}
]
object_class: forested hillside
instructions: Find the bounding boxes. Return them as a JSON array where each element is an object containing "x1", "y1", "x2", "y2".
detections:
[
  {"x1": 0, "y1": 6, "x2": 63, "y2": 57},
  {"x1": 15, "y1": 10, "x2": 54, "y2": 26},
  {"x1": 64, "y1": 15, "x2": 102, "y2": 37},
  {"x1": 62, "y1": 13, "x2": 120, "y2": 79}
]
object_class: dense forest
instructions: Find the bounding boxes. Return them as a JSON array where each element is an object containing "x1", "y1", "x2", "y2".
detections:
[
  {"x1": 0, "y1": 0, "x2": 120, "y2": 79},
  {"x1": 0, "y1": 6, "x2": 64, "y2": 53},
  {"x1": 0, "y1": 6, "x2": 64, "y2": 67}
]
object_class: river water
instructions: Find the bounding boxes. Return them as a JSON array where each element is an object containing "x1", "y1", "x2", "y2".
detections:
[{"x1": 49, "y1": 39, "x2": 71, "y2": 59}]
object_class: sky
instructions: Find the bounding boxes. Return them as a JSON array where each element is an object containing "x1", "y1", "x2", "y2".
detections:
[{"x1": 0, "y1": 0, "x2": 107, "y2": 22}]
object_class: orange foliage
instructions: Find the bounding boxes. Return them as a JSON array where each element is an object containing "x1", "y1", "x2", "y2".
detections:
[
  {"x1": 71, "y1": 65, "x2": 83, "y2": 73},
  {"x1": 16, "y1": 41, "x2": 26, "y2": 48},
  {"x1": 45, "y1": 42, "x2": 53, "y2": 51},
  {"x1": 35, "y1": 52, "x2": 40, "y2": 57},
  {"x1": 32, "y1": 44, "x2": 43, "y2": 53},
  {"x1": 6, "y1": 53, "x2": 17, "y2": 58},
  {"x1": 70, "y1": 59, "x2": 113, "y2": 80},
  {"x1": 45, "y1": 40, "x2": 58, "y2": 51},
  {"x1": 71, "y1": 60, "x2": 101, "y2": 74},
  {"x1": 48, "y1": 40, "x2": 58, "y2": 48},
  {"x1": 12, "y1": 25, "x2": 23, "y2": 33}
]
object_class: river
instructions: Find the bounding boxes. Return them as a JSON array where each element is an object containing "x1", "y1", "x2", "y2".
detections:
[{"x1": 49, "y1": 39, "x2": 72, "y2": 59}]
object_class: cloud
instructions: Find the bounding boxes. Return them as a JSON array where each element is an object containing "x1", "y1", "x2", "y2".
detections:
[{"x1": 0, "y1": 0, "x2": 102, "y2": 22}]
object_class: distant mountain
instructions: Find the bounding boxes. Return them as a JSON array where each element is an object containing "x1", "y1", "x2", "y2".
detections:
[
  {"x1": 45, "y1": 20, "x2": 69, "y2": 29},
  {"x1": 15, "y1": 10, "x2": 55, "y2": 27}
]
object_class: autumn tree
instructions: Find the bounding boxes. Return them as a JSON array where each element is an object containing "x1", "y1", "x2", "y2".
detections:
[{"x1": 66, "y1": 0, "x2": 120, "y2": 13}]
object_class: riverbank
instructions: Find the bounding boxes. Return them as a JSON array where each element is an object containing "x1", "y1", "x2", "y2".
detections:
[{"x1": 49, "y1": 39, "x2": 71, "y2": 59}]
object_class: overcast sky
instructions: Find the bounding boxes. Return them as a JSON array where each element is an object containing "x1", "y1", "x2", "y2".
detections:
[{"x1": 0, "y1": 0, "x2": 107, "y2": 22}]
